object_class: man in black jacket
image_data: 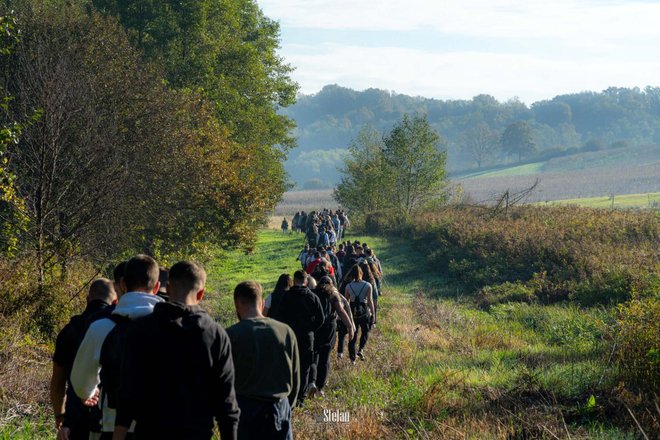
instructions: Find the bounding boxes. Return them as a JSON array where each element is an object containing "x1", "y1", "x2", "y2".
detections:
[
  {"x1": 51, "y1": 279, "x2": 116, "y2": 440},
  {"x1": 114, "y1": 261, "x2": 239, "y2": 440},
  {"x1": 269, "y1": 270, "x2": 325, "y2": 404}
]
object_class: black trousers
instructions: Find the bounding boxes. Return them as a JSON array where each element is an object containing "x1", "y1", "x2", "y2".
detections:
[
  {"x1": 237, "y1": 396, "x2": 292, "y2": 440},
  {"x1": 298, "y1": 341, "x2": 314, "y2": 402},
  {"x1": 348, "y1": 316, "x2": 371, "y2": 361},
  {"x1": 311, "y1": 331, "x2": 336, "y2": 391}
]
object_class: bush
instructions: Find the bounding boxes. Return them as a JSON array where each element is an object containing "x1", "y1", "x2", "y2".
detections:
[
  {"x1": 614, "y1": 296, "x2": 660, "y2": 394},
  {"x1": 477, "y1": 282, "x2": 536, "y2": 309}
]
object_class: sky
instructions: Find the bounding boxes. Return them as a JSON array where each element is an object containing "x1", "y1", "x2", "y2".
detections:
[{"x1": 259, "y1": 0, "x2": 660, "y2": 103}]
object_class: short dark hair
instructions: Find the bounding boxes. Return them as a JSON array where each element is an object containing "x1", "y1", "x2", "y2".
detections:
[
  {"x1": 124, "y1": 255, "x2": 159, "y2": 292},
  {"x1": 169, "y1": 261, "x2": 206, "y2": 295},
  {"x1": 113, "y1": 261, "x2": 127, "y2": 284},
  {"x1": 293, "y1": 270, "x2": 307, "y2": 283},
  {"x1": 234, "y1": 281, "x2": 262, "y2": 305},
  {"x1": 89, "y1": 278, "x2": 116, "y2": 304}
]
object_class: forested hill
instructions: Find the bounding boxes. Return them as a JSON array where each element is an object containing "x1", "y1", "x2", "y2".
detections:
[{"x1": 283, "y1": 84, "x2": 660, "y2": 188}]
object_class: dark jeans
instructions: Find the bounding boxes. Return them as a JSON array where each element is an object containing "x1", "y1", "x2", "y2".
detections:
[
  {"x1": 298, "y1": 342, "x2": 314, "y2": 402},
  {"x1": 348, "y1": 316, "x2": 371, "y2": 361},
  {"x1": 311, "y1": 332, "x2": 336, "y2": 391},
  {"x1": 237, "y1": 396, "x2": 292, "y2": 440},
  {"x1": 100, "y1": 433, "x2": 134, "y2": 440}
]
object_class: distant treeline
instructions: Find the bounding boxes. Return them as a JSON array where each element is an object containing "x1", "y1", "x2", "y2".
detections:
[{"x1": 284, "y1": 84, "x2": 660, "y2": 187}]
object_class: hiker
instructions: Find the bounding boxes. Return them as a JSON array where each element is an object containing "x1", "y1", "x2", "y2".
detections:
[
  {"x1": 52, "y1": 279, "x2": 116, "y2": 440},
  {"x1": 344, "y1": 265, "x2": 375, "y2": 365},
  {"x1": 264, "y1": 273, "x2": 293, "y2": 316},
  {"x1": 269, "y1": 270, "x2": 325, "y2": 403},
  {"x1": 281, "y1": 217, "x2": 289, "y2": 234},
  {"x1": 365, "y1": 248, "x2": 383, "y2": 325},
  {"x1": 113, "y1": 261, "x2": 239, "y2": 440},
  {"x1": 227, "y1": 281, "x2": 300, "y2": 440},
  {"x1": 309, "y1": 277, "x2": 354, "y2": 396},
  {"x1": 305, "y1": 251, "x2": 323, "y2": 274},
  {"x1": 71, "y1": 255, "x2": 164, "y2": 440},
  {"x1": 296, "y1": 245, "x2": 310, "y2": 270}
]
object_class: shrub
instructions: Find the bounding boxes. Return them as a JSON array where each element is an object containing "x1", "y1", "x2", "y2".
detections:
[{"x1": 613, "y1": 296, "x2": 660, "y2": 395}]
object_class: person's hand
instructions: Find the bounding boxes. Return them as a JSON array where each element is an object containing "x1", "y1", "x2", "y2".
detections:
[
  {"x1": 57, "y1": 426, "x2": 71, "y2": 440},
  {"x1": 82, "y1": 388, "x2": 99, "y2": 407},
  {"x1": 348, "y1": 327, "x2": 355, "y2": 340},
  {"x1": 54, "y1": 414, "x2": 65, "y2": 430}
]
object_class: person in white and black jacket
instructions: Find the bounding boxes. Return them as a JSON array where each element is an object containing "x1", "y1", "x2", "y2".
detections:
[
  {"x1": 113, "y1": 261, "x2": 239, "y2": 440},
  {"x1": 71, "y1": 255, "x2": 164, "y2": 440}
]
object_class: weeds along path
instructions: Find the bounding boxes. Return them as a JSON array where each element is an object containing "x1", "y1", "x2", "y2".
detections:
[{"x1": 291, "y1": 232, "x2": 634, "y2": 439}]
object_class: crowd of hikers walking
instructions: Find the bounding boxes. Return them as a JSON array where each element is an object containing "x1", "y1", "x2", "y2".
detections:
[{"x1": 50, "y1": 208, "x2": 383, "y2": 440}]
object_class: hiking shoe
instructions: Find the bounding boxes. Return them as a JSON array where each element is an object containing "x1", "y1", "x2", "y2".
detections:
[
  {"x1": 307, "y1": 383, "x2": 318, "y2": 399},
  {"x1": 357, "y1": 351, "x2": 365, "y2": 360},
  {"x1": 337, "y1": 352, "x2": 343, "y2": 359},
  {"x1": 350, "y1": 359, "x2": 356, "y2": 365},
  {"x1": 318, "y1": 390, "x2": 325, "y2": 397}
]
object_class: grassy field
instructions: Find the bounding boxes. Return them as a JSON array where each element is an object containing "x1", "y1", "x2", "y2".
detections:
[
  {"x1": 541, "y1": 192, "x2": 660, "y2": 209},
  {"x1": 1, "y1": 228, "x2": 647, "y2": 439},
  {"x1": 460, "y1": 162, "x2": 546, "y2": 179}
]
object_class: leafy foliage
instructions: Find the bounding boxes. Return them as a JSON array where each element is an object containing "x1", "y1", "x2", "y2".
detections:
[{"x1": 335, "y1": 116, "x2": 448, "y2": 216}]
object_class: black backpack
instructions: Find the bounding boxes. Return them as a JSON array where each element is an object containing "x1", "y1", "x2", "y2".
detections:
[{"x1": 99, "y1": 314, "x2": 132, "y2": 409}]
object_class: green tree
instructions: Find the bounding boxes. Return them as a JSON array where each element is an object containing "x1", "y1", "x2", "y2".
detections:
[
  {"x1": 501, "y1": 120, "x2": 537, "y2": 162},
  {"x1": 334, "y1": 126, "x2": 392, "y2": 214},
  {"x1": 91, "y1": 0, "x2": 298, "y2": 201},
  {"x1": 382, "y1": 114, "x2": 448, "y2": 213}
]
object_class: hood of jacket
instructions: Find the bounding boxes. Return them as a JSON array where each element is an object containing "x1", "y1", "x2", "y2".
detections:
[
  {"x1": 112, "y1": 291, "x2": 163, "y2": 320},
  {"x1": 152, "y1": 301, "x2": 209, "y2": 333}
]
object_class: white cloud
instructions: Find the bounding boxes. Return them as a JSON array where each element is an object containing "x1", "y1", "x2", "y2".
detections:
[
  {"x1": 286, "y1": 44, "x2": 660, "y2": 102},
  {"x1": 259, "y1": 0, "x2": 660, "y2": 101}
]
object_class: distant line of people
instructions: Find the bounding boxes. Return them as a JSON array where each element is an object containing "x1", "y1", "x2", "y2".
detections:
[
  {"x1": 280, "y1": 209, "x2": 350, "y2": 247},
  {"x1": 50, "y1": 211, "x2": 383, "y2": 440}
]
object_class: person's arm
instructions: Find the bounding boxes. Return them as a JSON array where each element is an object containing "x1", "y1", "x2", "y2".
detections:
[
  {"x1": 50, "y1": 362, "x2": 67, "y2": 429},
  {"x1": 334, "y1": 297, "x2": 354, "y2": 340},
  {"x1": 311, "y1": 296, "x2": 325, "y2": 332},
  {"x1": 367, "y1": 286, "x2": 375, "y2": 323},
  {"x1": 71, "y1": 319, "x2": 114, "y2": 402},
  {"x1": 288, "y1": 331, "x2": 300, "y2": 408},
  {"x1": 213, "y1": 328, "x2": 239, "y2": 440}
]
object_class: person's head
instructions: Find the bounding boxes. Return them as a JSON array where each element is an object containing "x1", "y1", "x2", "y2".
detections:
[
  {"x1": 113, "y1": 261, "x2": 127, "y2": 297},
  {"x1": 233, "y1": 281, "x2": 263, "y2": 320},
  {"x1": 313, "y1": 251, "x2": 320, "y2": 260},
  {"x1": 158, "y1": 267, "x2": 169, "y2": 295},
  {"x1": 121, "y1": 255, "x2": 160, "y2": 294},
  {"x1": 355, "y1": 246, "x2": 363, "y2": 255},
  {"x1": 88, "y1": 278, "x2": 116, "y2": 305},
  {"x1": 318, "y1": 275, "x2": 335, "y2": 288},
  {"x1": 293, "y1": 270, "x2": 307, "y2": 286},
  {"x1": 338, "y1": 244, "x2": 344, "y2": 251},
  {"x1": 349, "y1": 264, "x2": 363, "y2": 282},
  {"x1": 365, "y1": 248, "x2": 373, "y2": 257},
  {"x1": 167, "y1": 261, "x2": 206, "y2": 304},
  {"x1": 273, "y1": 273, "x2": 293, "y2": 293}
]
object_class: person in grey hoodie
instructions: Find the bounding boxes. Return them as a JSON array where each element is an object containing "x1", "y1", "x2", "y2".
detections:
[{"x1": 70, "y1": 255, "x2": 163, "y2": 440}]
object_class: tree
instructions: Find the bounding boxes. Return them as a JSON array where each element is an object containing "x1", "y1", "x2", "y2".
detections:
[
  {"x1": 0, "y1": 1, "x2": 284, "y2": 327},
  {"x1": 382, "y1": 115, "x2": 448, "y2": 213},
  {"x1": 462, "y1": 123, "x2": 499, "y2": 169},
  {"x1": 91, "y1": 0, "x2": 299, "y2": 202},
  {"x1": 501, "y1": 121, "x2": 537, "y2": 162},
  {"x1": 334, "y1": 126, "x2": 392, "y2": 214}
]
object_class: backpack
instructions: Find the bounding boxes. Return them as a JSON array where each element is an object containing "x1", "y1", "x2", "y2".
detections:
[
  {"x1": 99, "y1": 314, "x2": 132, "y2": 409},
  {"x1": 348, "y1": 282, "x2": 369, "y2": 319}
]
